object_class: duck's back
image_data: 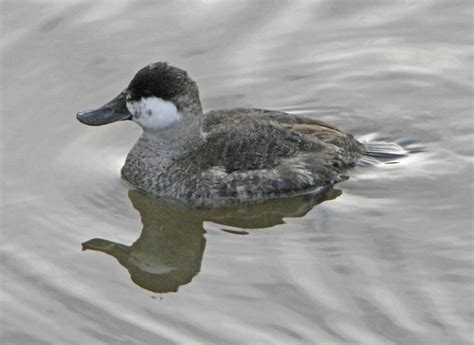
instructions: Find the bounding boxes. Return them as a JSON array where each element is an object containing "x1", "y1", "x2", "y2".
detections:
[{"x1": 199, "y1": 108, "x2": 362, "y2": 168}]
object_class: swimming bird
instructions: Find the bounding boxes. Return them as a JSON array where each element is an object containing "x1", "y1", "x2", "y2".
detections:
[{"x1": 77, "y1": 62, "x2": 364, "y2": 207}]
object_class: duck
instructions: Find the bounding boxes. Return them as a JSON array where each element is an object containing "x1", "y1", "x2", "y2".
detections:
[{"x1": 77, "y1": 62, "x2": 364, "y2": 207}]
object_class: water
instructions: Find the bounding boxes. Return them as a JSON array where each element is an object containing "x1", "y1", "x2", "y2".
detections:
[{"x1": 1, "y1": 0, "x2": 473, "y2": 344}]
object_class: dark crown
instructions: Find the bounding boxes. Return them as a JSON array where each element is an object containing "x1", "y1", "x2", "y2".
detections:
[{"x1": 127, "y1": 62, "x2": 190, "y2": 101}]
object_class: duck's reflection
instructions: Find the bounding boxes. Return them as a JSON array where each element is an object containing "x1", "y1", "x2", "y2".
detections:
[{"x1": 83, "y1": 187, "x2": 341, "y2": 293}]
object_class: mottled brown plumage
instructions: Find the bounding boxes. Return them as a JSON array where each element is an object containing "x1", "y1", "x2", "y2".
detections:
[{"x1": 121, "y1": 106, "x2": 364, "y2": 207}]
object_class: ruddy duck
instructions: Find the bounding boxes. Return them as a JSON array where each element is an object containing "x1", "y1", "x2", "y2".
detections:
[{"x1": 77, "y1": 62, "x2": 364, "y2": 207}]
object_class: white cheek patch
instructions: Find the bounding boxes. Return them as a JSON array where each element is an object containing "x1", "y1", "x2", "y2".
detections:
[{"x1": 126, "y1": 97, "x2": 182, "y2": 129}]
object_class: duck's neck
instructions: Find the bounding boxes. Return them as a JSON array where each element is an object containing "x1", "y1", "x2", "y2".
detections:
[{"x1": 140, "y1": 116, "x2": 203, "y2": 159}]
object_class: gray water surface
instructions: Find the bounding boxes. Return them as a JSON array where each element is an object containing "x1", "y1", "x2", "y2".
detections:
[{"x1": 1, "y1": 1, "x2": 473, "y2": 344}]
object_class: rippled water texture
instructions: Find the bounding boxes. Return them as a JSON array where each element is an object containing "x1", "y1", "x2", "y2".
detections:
[{"x1": 1, "y1": 1, "x2": 473, "y2": 344}]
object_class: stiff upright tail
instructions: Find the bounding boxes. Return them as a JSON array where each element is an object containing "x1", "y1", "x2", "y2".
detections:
[
  {"x1": 356, "y1": 134, "x2": 424, "y2": 166},
  {"x1": 363, "y1": 140, "x2": 408, "y2": 158}
]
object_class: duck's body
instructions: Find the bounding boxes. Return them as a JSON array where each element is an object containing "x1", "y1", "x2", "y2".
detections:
[
  {"x1": 123, "y1": 108, "x2": 363, "y2": 206},
  {"x1": 77, "y1": 62, "x2": 363, "y2": 207}
]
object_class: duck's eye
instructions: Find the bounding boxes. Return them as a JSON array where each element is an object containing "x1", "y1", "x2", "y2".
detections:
[
  {"x1": 126, "y1": 93, "x2": 132, "y2": 101},
  {"x1": 143, "y1": 90, "x2": 152, "y2": 97}
]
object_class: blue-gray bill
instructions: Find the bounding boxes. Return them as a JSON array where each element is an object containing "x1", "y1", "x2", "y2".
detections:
[{"x1": 76, "y1": 90, "x2": 131, "y2": 126}]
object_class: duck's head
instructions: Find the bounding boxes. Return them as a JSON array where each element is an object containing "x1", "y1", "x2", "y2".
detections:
[{"x1": 77, "y1": 62, "x2": 202, "y2": 130}]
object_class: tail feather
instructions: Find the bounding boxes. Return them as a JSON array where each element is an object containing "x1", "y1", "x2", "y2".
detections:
[
  {"x1": 356, "y1": 133, "x2": 425, "y2": 166},
  {"x1": 363, "y1": 141, "x2": 409, "y2": 158}
]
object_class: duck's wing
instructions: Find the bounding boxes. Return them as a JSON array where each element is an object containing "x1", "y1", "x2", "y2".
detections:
[
  {"x1": 197, "y1": 109, "x2": 328, "y2": 173},
  {"x1": 200, "y1": 109, "x2": 363, "y2": 171},
  {"x1": 269, "y1": 112, "x2": 364, "y2": 160}
]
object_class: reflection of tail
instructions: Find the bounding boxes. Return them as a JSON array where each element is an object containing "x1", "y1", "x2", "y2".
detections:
[{"x1": 357, "y1": 133, "x2": 426, "y2": 165}]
